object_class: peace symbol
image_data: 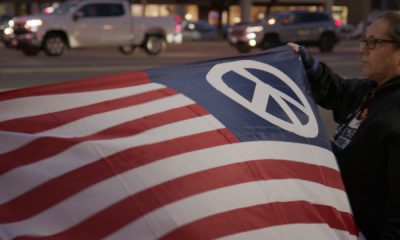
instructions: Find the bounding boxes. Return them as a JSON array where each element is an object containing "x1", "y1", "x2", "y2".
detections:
[{"x1": 206, "y1": 60, "x2": 318, "y2": 138}]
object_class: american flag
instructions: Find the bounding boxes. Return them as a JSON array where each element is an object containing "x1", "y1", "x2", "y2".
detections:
[{"x1": 0, "y1": 46, "x2": 358, "y2": 239}]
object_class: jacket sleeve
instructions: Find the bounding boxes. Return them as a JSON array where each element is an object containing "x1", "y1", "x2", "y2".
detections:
[
  {"x1": 306, "y1": 62, "x2": 372, "y2": 124},
  {"x1": 380, "y1": 105, "x2": 400, "y2": 239}
]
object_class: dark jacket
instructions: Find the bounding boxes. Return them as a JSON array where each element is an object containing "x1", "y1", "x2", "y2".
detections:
[{"x1": 308, "y1": 62, "x2": 400, "y2": 240}]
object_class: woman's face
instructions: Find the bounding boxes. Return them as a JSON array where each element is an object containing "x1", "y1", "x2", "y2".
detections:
[{"x1": 361, "y1": 18, "x2": 400, "y2": 85}]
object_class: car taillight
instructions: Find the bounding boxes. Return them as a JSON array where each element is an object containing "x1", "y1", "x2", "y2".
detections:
[{"x1": 175, "y1": 15, "x2": 181, "y2": 32}]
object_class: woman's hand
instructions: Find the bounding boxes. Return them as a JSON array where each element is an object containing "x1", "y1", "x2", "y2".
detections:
[
  {"x1": 287, "y1": 42, "x2": 300, "y2": 53},
  {"x1": 287, "y1": 42, "x2": 318, "y2": 74}
]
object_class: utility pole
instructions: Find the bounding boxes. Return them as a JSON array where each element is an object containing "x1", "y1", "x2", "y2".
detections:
[
  {"x1": 141, "y1": 0, "x2": 147, "y2": 16},
  {"x1": 240, "y1": 0, "x2": 252, "y2": 23},
  {"x1": 265, "y1": 0, "x2": 278, "y2": 15}
]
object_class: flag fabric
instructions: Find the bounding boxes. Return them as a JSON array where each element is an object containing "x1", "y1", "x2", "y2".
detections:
[{"x1": 0, "y1": 46, "x2": 358, "y2": 240}]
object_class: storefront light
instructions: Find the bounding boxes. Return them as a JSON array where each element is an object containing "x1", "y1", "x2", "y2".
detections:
[
  {"x1": 233, "y1": 17, "x2": 241, "y2": 24},
  {"x1": 43, "y1": 6, "x2": 55, "y2": 14},
  {"x1": 185, "y1": 13, "x2": 192, "y2": 20}
]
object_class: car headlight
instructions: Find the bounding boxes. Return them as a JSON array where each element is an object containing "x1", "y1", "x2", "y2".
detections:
[
  {"x1": 8, "y1": 20, "x2": 14, "y2": 28},
  {"x1": 4, "y1": 27, "x2": 13, "y2": 35},
  {"x1": 246, "y1": 33, "x2": 257, "y2": 39},
  {"x1": 267, "y1": 18, "x2": 276, "y2": 25},
  {"x1": 25, "y1": 19, "x2": 43, "y2": 32},
  {"x1": 245, "y1": 26, "x2": 264, "y2": 33}
]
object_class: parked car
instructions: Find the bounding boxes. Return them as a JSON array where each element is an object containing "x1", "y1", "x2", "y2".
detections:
[
  {"x1": 0, "y1": 15, "x2": 12, "y2": 47},
  {"x1": 228, "y1": 10, "x2": 340, "y2": 53},
  {"x1": 6, "y1": 0, "x2": 182, "y2": 56},
  {"x1": 182, "y1": 20, "x2": 218, "y2": 41}
]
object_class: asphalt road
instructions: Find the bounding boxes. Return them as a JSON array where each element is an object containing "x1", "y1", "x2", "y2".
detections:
[
  {"x1": 0, "y1": 39, "x2": 363, "y2": 136},
  {"x1": 0, "y1": 41, "x2": 237, "y2": 90}
]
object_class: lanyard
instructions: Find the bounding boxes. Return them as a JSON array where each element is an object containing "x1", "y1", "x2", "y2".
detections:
[{"x1": 331, "y1": 88, "x2": 376, "y2": 151}]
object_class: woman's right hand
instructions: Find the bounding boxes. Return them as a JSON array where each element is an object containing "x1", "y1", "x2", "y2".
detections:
[
  {"x1": 287, "y1": 42, "x2": 300, "y2": 53},
  {"x1": 287, "y1": 42, "x2": 318, "y2": 74}
]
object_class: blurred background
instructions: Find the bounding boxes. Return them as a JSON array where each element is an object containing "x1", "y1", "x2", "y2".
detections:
[{"x1": 0, "y1": 0, "x2": 399, "y2": 40}]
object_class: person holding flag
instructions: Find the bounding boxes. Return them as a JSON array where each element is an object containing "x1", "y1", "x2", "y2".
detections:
[{"x1": 289, "y1": 11, "x2": 400, "y2": 240}]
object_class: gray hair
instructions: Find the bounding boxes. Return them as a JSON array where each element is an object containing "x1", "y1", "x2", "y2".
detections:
[{"x1": 376, "y1": 11, "x2": 400, "y2": 48}]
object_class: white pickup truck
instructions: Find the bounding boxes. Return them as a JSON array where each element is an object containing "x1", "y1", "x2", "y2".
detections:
[{"x1": 6, "y1": 0, "x2": 182, "y2": 56}]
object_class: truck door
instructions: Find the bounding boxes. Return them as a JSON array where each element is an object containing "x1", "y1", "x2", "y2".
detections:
[
  {"x1": 287, "y1": 13, "x2": 321, "y2": 43},
  {"x1": 274, "y1": 14, "x2": 294, "y2": 42},
  {"x1": 278, "y1": 12, "x2": 314, "y2": 43},
  {"x1": 71, "y1": 3, "x2": 131, "y2": 47}
]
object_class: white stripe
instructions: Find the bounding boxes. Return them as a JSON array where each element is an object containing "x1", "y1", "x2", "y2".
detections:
[
  {"x1": 217, "y1": 224, "x2": 357, "y2": 240},
  {"x1": 0, "y1": 115, "x2": 224, "y2": 204},
  {"x1": 105, "y1": 180, "x2": 351, "y2": 240},
  {"x1": 0, "y1": 83, "x2": 165, "y2": 122},
  {"x1": 0, "y1": 142, "x2": 349, "y2": 239},
  {"x1": 40, "y1": 94, "x2": 195, "y2": 138},
  {"x1": 0, "y1": 94, "x2": 194, "y2": 154}
]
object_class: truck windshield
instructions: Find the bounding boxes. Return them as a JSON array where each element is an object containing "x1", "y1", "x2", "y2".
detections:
[{"x1": 51, "y1": 3, "x2": 77, "y2": 15}]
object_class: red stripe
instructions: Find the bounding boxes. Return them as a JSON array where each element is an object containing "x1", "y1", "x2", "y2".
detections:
[
  {"x1": 15, "y1": 160, "x2": 345, "y2": 239},
  {"x1": 0, "y1": 103, "x2": 209, "y2": 175},
  {"x1": 0, "y1": 71, "x2": 149, "y2": 101},
  {"x1": 162, "y1": 201, "x2": 358, "y2": 240},
  {"x1": 0, "y1": 88, "x2": 176, "y2": 133},
  {"x1": 0, "y1": 129, "x2": 237, "y2": 224}
]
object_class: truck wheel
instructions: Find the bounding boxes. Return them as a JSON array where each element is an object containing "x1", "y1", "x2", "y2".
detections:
[
  {"x1": 144, "y1": 35, "x2": 166, "y2": 55},
  {"x1": 318, "y1": 33, "x2": 335, "y2": 52},
  {"x1": 237, "y1": 42, "x2": 251, "y2": 53},
  {"x1": 118, "y1": 45, "x2": 135, "y2": 55},
  {"x1": 43, "y1": 34, "x2": 66, "y2": 56},
  {"x1": 21, "y1": 47, "x2": 40, "y2": 56}
]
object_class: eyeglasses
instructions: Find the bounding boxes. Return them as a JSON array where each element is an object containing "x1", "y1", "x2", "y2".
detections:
[{"x1": 359, "y1": 37, "x2": 397, "y2": 50}]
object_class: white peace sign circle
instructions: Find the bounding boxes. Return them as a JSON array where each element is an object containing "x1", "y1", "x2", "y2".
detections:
[{"x1": 206, "y1": 60, "x2": 318, "y2": 138}]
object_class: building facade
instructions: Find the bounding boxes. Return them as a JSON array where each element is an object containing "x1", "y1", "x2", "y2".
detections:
[
  {"x1": 0, "y1": 0, "x2": 335, "y2": 24},
  {"x1": 1, "y1": 0, "x2": 399, "y2": 27}
]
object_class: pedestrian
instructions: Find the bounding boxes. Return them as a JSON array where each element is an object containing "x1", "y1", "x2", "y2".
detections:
[{"x1": 288, "y1": 11, "x2": 400, "y2": 240}]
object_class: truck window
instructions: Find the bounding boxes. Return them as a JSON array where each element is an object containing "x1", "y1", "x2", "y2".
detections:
[
  {"x1": 51, "y1": 3, "x2": 77, "y2": 15},
  {"x1": 294, "y1": 13, "x2": 331, "y2": 23},
  {"x1": 79, "y1": 3, "x2": 125, "y2": 18}
]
